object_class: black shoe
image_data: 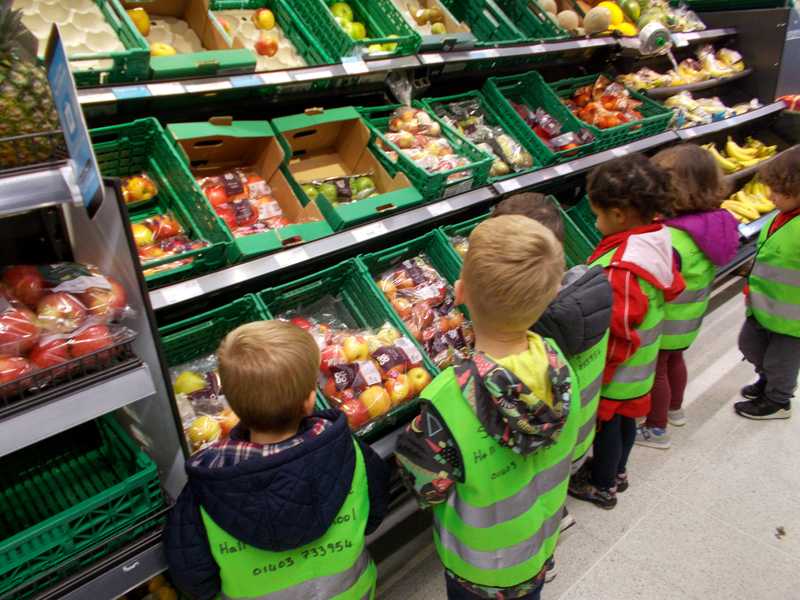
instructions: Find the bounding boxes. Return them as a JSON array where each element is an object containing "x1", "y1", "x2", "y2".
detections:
[
  {"x1": 734, "y1": 397, "x2": 791, "y2": 420},
  {"x1": 741, "y1": 378, "x2": 767, "y2": 400},
  {"x1": 615, "y1": 472, "x2": 629, "y2": 493},
  {"x1": 568, "y1": 470, "x2": 617, "y2": 509}
]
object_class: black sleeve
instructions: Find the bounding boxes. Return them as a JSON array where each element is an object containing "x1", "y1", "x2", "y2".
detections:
[
  {"x1": 358, "y1": 439, "x2": 391, "y2": 535},
  {"x1": 164, "y1": 485, "x2": 221, "y2": 600}
]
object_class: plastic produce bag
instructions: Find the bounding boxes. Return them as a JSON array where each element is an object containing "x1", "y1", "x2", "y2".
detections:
[{"x1": 121, "y1": 172, "x2": 158, "y2": 206}]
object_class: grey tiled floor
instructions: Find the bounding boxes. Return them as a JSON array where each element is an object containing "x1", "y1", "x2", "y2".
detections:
[{"x1": 377, "y1": 281, "x2": 800, "y2": 600}]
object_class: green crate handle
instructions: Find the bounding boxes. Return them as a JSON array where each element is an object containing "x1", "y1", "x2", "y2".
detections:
[{"x1": 278, "y1": 277, "x2": 327, "y2": 302}]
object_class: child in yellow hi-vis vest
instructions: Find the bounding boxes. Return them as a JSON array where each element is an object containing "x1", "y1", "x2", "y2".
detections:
[
  {"x1": 396, "y1": 215, "x2": 580, "y2": 600},
  {"x1": 165, "y1": 321, "x2": 389, "y2": 600},
  {"x1": 736, "y1": 147, "x2": 800, "y2": 420}
]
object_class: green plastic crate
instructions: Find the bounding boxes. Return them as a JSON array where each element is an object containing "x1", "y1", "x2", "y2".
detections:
[
  {"x1": 0, "y1": 416, "x2": 163, "y2": 597},
  {"x1": 421, "y1": 89, "x2": 546, "y2": 180},
  {"x1": 441, "y1": 0, "x2": 526, "y2": 46},
  {"x1": 259, "y1": 259, "x2": 436, "y2": 441},
  {"x1": 283, "y1": 0, "x2": 420, "y2": 59},
  {"x1": 549, "y1": 74, "x2": 674, "y2": 151},
  {"x1": 485, "y1": 71, "x2": 598, "y2": 163},
  {"x1": 440, "y1": 212, "x2": 491, "y2": 264},
  {"x1": 91, "y1": 118, "x2": 234, "y2": 287},
  {"x1": 358, "y1": 102, "x2": 494, "y2": 201},
  {"x1": 551, "y1": 196, "x2": 595, "y2": 266},
  {"x1": 492, "y1": 0, "x2": 568, "y2": 41},
  {"x1": 565, "y1": 195, "x2": 602, "y2": 248},
  {"x1": 62, "y1": 0, "x2": 150, "y2": 87}
]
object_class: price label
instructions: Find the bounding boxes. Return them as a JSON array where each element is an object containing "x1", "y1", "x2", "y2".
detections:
[
  {"x1": 427, "y1": 201, "x2": 453, "y2": 217},
  {"x1": 113, "y1": 86, "x2": 150, "y2": 100},
  {"x1": 147, "y1": 82, "x2": 185, "y2": 96},
  {"x1": 274, "y1": 246, "x2": 310, "y2": 268},
  {"x1": 682, "y1": 127, "x2": 699, "y2": 138},
  {"x1": 186, "y1": 80, "x2": 232, "y2": 93},
  {"x1": 260, "y1": 71, "x2": 292, "y2": 85},
  {"x1": 160, "y1": 280, "x2": 203, "y2": 306},
  {"x1": 421, "y1": 53, "x2": 444, "y2": 65},
  {"x1": 500, "y1": 178, "x2": 521, "y2": 193},
  {"x1": 553, "y1": 164, "x2": 573, "y2": 177},
  {"x1": 341, "y1": 57, "x2": 368, "y2": 75},
  {"x1": 528, "y1": 45, "x2": 546, "y2": 54},
  {"x1": 294, "y1": 68, "x2": 333, "y2": 81},
  {"x1": 78, "y1": 92, "x2": 116, "y2": 104},
  {"x1": 443, "y1": 178, "x2": 472, "y2": 198},
  {"x1": 576, "y1": 39, "x2": 592, "y2": 48},
  {"x1": 351, "y1": 221, "x2": 388, "y2": 242},
  {"x1": 611, "y1": 147, "x2": 628, "y2": 158},
  {"x1": 230, "y1": 74, "x2": 264, "y2": 88}
]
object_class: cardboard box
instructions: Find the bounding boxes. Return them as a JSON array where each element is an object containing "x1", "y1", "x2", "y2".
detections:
[
  {"x1": 272, "y1": 107, "x2": 424, "y2": 230},
  {"x1": 391, "y1": 0, "x2": 475, "y2": 51},
  {"x1": 121, "y1": 0, "x2": 255, "y2": 78},
  {"x1": 169, "y1": 117, "x2": 333, "y2": 259}
]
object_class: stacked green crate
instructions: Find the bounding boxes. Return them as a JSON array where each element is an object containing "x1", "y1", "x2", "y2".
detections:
[
  {"x1": 440, "y1": 0, "x2": 525, "y2": 46},
  {"x1": 259, "y1": 259, "x2": 437, "y2": 441},
  {"x1": 0, "y1": 416, "x2": 163, "y2": 598},
  {"x1": 358, "y1": 102, "x2": 493, "y2": 200},
  {"x1": 91, "y1": 118, "x2": 233, "y2": 287},
  {"x1": 565, "y1": 196, "x2": 602, "y2": 249},
  {"x1": 283, "y1": 0, "x2": 420, "y2": 59},
  {"x1": 492, "y1": 0, "x2": 568, "y2": 41}
]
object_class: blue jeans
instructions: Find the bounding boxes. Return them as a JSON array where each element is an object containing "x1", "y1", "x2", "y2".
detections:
[{"x1": 444, "y1": 572, "x2": 543, "y2": 600}]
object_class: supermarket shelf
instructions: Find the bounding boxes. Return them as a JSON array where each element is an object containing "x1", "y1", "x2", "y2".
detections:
[
  {"x1": 645, "y1": 68, "x2": 754, "y2": 99},
  {"x1": 715, "y1": 236, "x2": 758, "y2": 281},
  {"x1": 0, "y1": 363, "x2": 156, "y2": 457},
  {"x1": 0, "y1": 163, "x2": 80, "y2": 216},
  {"x1": 149, "y1": 185, "x2": 496, "y2": 310},
  {"x1": 724, "y1": 144, "x2": 798, "y2": 184},
  {"x1": 367, "y1": 496, "x2": 419, "y2": 545},
  {"x1": 672, "y1": 27, "x2": 739, "y2": 45},
  {"x1": 677, "y1": 101, "x2": 786, "y2": 140},
  {"x1": 372, "y1": 426, "x2": 403, "y2": 460},
  {"x1": 494, "y1": 130, "x2": 680, "y2": 194},
  {"x1": 738, "y1": 209, "x2": 778, "y2": 239}
]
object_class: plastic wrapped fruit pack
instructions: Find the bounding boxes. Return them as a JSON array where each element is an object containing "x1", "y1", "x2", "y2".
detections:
[
  {"x1": 300, "y1": 174, "x2": 379, "y2": 207},
  {"x1": 0, "y1": 263, "x2": 135, "y2": 397},
  {"x1": 563, "y1": 76, "x2": 644, "y2": 130},
  {"x1": 281, "y1": 312, "x2": 433, "y2": 434},
  {"x1": 510, "y1": 100, "x2": 594, "y2": 153},
  {"x1": 432, "y1": 99, "x2": 533, "y2": 177},
  {"x1": 170, "y1": 354, "x2": 239, "y2": 453},
  {"x1": 378, "y1": 106, "x2": 473, "y2": 183},
  {"x1": 131, "y1": 213, "x2": 208, "y2": 272},
  {"x1": 197, "y1": 169, "x2": 294, "y2": 238},
  {"x1": 618, "y1": 46, "x2": 745, "y2": 91},
  {"x1": 121, "y1": 172, "x2": 158, "y2": 207},
  {"x1": 449, "y1": 235, "x2": 469, "y2": 260},
  {"x1": 375, "y1": 255, "x2": 473, "y2": 368}
]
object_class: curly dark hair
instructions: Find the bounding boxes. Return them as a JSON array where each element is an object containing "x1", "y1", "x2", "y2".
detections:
[
  {"x1": 759, "y1": 146, "x2": 800, "y2": 197},
  {"x1": 652, "y1": 144, "x2": 729, "y2": 214},
  {"x1": 491, "y1": 192, "x2": 565, "y2": 242},
  {"x1": 587, "y1": 154, "x2": 674, "y2": 221}
]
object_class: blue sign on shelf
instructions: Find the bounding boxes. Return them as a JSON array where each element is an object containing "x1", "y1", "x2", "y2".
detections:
[{"x1": 44, "y1": 25, "x2": 103, "y2": 210}]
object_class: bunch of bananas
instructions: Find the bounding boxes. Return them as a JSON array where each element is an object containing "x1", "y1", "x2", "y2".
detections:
[
  {"x1": 721, "y1": 178, "x2": 775, "y2": 223},
  {"x1": 703, "y1": 137, "x2": 778, "y2": 174}
]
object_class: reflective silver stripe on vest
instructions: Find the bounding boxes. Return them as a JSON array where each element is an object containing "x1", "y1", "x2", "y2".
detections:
[
  {"x1": 750, "y1": 291, "x2": 800, "y2": 321},
  {"x1": 221, "y1": 551, "x2": 371, "y2": 600},
  {"x1": 637, "y1": 325, "x2": 661, "y2": 347},
  {"x1": 752, "y1": 261, "x2": 800, "y2": 288},
  {"x1": 576, "y1": 414, "x2": 597, "y2": 445},
  {"x1": 435, "y1": 504, "x2": 563, "y2": 570},
  {"x1": 580, "y1": 373, "x2": 603, "y2": 408},
  {"x1": 613, "y1": 358, "x2": 658, "y2": 383},
  {"x1": 447, "y1": 454, "x2": 571, "y2": 528},
  {"x1": 672, "y1": 286, "x2": 711, "y2": 305},
  {"x1": 663, "y1": 316, "x2": 704, "y2": 336}
]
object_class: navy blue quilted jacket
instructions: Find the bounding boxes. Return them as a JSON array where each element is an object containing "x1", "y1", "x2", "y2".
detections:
[{"x1": 164, "y1": 409, "x2": 390, "y2": 600}]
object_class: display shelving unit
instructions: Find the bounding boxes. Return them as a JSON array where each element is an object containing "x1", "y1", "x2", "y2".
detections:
[{"x1": 2, "y1": 3, "x2": 797, "y2": 598}]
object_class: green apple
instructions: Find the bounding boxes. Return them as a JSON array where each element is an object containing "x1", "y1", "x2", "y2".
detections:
[
  {"x1": 367, "y1": 43, "x2": 384, "y2": 53},
  {"x1": 430, "y1": 22, "x2": 447, "y2": 35},
  {"x1": 301, "y1": 183, "x2": 319, "y2": 200},
  {"x1": 174, "y1": 371, "x2": 206, "y2": 395},
  {"x1": 382, "y1": 34, "x2": 399, "y2": 52},
  {"x1": 352, "y1": 176, "x2": 375, "y2": 195},
  {"x1": 349, "y1": 21, "x2": 366, "y2": 40},
  {"x1": 318, "y1": 182, "x2": 338, "y2": 204},
  {"x1": 331, "y1": 2, "x2": 353, "y2": 22}
]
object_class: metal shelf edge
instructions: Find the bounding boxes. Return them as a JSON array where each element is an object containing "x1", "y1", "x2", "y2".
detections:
[
  {"x1": 0, "y1": 164, "x2": 80, "y2": 215},
  {"x1": 644, "y1": 68, "x2": 754, "y2": 99},
  {"x1": 0, "y1": 363, "x2": 156, "y2": 458},
  {"x1": 738, "y1": 209, "x2": 777, "y2": 239},
  {"x1": 366, "y1": 496, "x2": 419, "y2": 545}
]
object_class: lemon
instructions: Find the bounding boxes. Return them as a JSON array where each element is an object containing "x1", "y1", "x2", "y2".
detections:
[
  {"x1": 610, "y1": 22, "x2": 638, "y2": 36},
  {"x1": 597, "y1": 1, "x2": 625, "y2": 26}
]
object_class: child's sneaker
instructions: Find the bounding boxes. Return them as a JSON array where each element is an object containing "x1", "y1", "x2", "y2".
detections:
[
  {"x1": 734, "y1": 397, "x2": 791, "y2": 420},
  {"x1": 560, "y1": 508, "x2": 576, "y2": 533},
  {"x1": 615, "y1": 472, "x2": 629, "y2": 493},
  {"x1": 635, "y1": 425, "x2": 671, "y2": 449},
  {"x1": 741, "y1": 378, "x2": 767, "y2": 400},
  {"x1": 668, "y1": 408, "x2": 687, "y2": 427},
  {"x1": 568, "y1": 470, "x2": 617, "y2": 509},
  {"x1": 544, "y1": 557, "x2": 557, "y2": 583}
]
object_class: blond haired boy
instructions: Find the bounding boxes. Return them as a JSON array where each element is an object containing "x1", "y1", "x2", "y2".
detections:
[
  {"x1": 396, "y1": 216, "x2": 580, "y2": 600},
  {"x1": 165, "y1": 320, "x2": 389, "y2": 600}
]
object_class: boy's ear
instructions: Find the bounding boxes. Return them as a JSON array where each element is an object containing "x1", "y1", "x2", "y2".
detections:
[
  {"x1": 454, "y1": 279, "x2": 466, "y2": 306},
  {"x1": 611, "y1": 207, "x2": 628, "y2": 227},
  {"x1": 304, "y1": 390, "x2": 316, "y2": 416}
]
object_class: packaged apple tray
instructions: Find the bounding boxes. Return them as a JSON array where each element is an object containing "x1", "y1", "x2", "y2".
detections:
[
  {"x1": 0, "y1": 263, "x2": 139, "y2": 412},
  {"x1": 0, "y1": 415, "x2": 164, "y2": 598}
]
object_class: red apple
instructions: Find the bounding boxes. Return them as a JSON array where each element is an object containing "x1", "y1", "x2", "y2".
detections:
[
  {"x1": 320, "y1": 344, "x2": 344, "y2": 376},
  {"x1": 70, "y1": 324, "x2": 113, "y2": 362},
  {"x1": 254, "y1": 33, "x2": 279, "y2": 57},
  {"x1": 358, "y1": 385, "x2": 391, "y2": 418},
  {"x1": 205, "y1": 186, "x2": 229, "y2": 207},
  {"x1": 218, "y1": 408, "x2": 240, "y2": 437},
  {"x1": 80, "y1": 277, "x2": 128, "y2": 321},
  {"x1": 385, "y1": 373, "x2": 412, "y2": 406},
  {"x1": 340, "y1": 398, "x2": 371, "y2": 430},
  {"x1": 29, "y1": 338, "x2": 72, "y2": 377},
  {"x1": 3, "y1": 266, "x2": 46, "y2": 308},
  {"x1": 342, "y1": 335, "x2": 369, "y2": 362},
  {"x1": 290, "y1": 316, "x2": 312, "y2": 330},
  {"x1": 0, "y1": 307, "x2": 40, "y2": 355},
  {"x1": 0, "y1": 355, "x2": 33, "y2": 394},
  {"x1": 37, "y1": 292, "x2": 87, "y2": 333}
]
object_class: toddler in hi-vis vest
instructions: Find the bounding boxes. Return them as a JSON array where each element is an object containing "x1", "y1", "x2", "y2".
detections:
[
  {"x1": 735, "y1": 147, "x2": 800, "y2": 420},
  {"x1": 396, "y1": 215, "x2": 580, "y2": 600},
  {"x1": 165, "y1": 320, "x2": 389, "y2": 600},
  {"x1": 634, "y1": 145, "x2": 739, "y2": 449},
  {"x1": 569, "y1": 155, "x2": 685, "y2": 510}
]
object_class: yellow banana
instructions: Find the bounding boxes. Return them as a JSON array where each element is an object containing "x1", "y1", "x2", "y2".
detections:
[
  {"x1": 722, "y1": 199, "x2": 759, "y2": 221},
  {"x1": 726, "y1": 137, "x2": 759, "y2": 161},
  {"x1": 736, "y1": 157, "x2": 765, "y2": 168},
  {"x1": 707, "y1": 145, "x2": 740, "y2": 173},
  {"x1": 759, "y1": 145, "x2": 778, "y2": 158}
]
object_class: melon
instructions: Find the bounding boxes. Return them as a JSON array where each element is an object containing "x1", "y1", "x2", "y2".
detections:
[{"x1": 584, "y1": 6, "x2": 612, "y2": 34}]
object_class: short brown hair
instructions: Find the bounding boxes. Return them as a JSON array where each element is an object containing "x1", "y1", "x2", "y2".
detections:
[
  {"x1": 462, "y1": 215, "x2": 564, "y2": 332},
  {"x1": 492, "y1": 192, "x2": 565, "y2": 242},
  {"x1": 652, "y1": 144, "x2": 729, "y2": 214},
  {"x1": 760, "y1": 146, "x2": 800, "y2": 198},
  {"x1": 587, "y1": 154, "x2": 673, "y2": 221},
  {"x1": 217, "y1": 320, "x2": 320, "y2": 432}
]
